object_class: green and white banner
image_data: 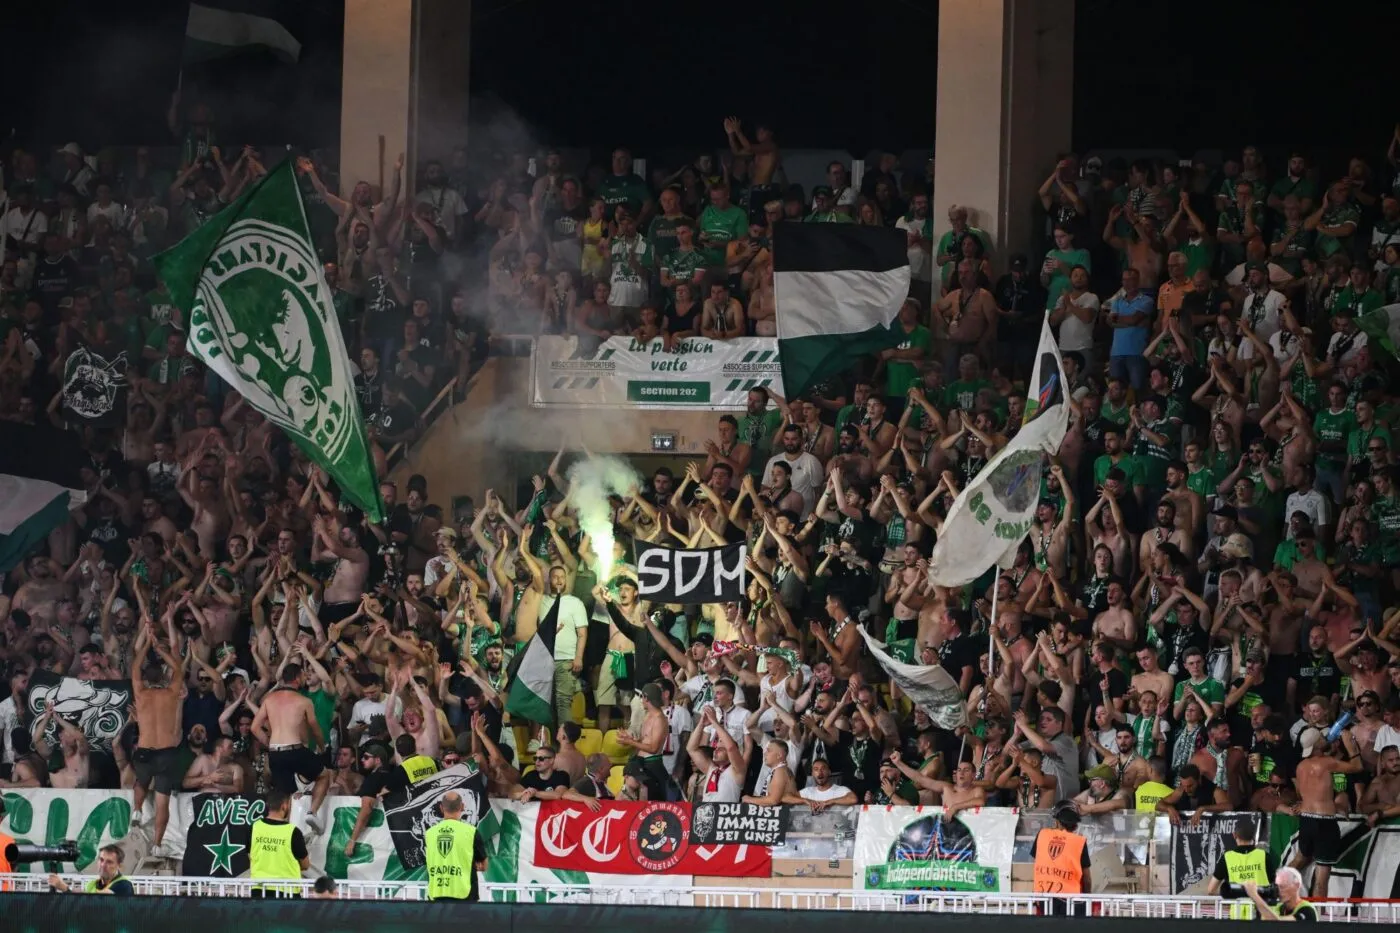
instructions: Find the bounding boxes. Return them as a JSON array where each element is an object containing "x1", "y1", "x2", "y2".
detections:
[
  {"x1": 854, "y1": 806, "x2": 1016, "y2": 893},
  {"x1": 0, "y1": 790, "x2": 688, "y2": 890},
  {"x1": 1270, "y1": 813, "x2": 1400, "y2": 899},
  {"x1": 531, "y1": 336, "x2": 784, "y2": 410}
]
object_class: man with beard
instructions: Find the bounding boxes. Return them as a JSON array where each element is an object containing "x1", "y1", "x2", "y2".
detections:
[
  {"x1": 1360, "y1": 746, "x2": 1400, "y2": 824},
  {"x1": 13, "y1": 556, "x2": 67, "y2": 627},
  {"x1": 1191, "y1": 718, "x2": 1252, "y2": 808},
  {"x1": 618, "y1": 682, "x2": 670, "y2": 800},
  {"x1": 183, "y1": 735, "x2": 244, "y2": 793},
  {"x1": 542, "y1": 565, "x2": 589, "y2": 728},
  {"x1": 1140, "y1": 500, "x2": 1194, "y2": 576},
  {"x1": 736, "y1": 388, "x2": 784, "y2": 478},
  {"x1": 253, "y1": 663, "x2": 330, "y2": 834},
  {"x1": 327, "y1": 745, "x2": 363, "y2": 796},
  {"x1": 31, "y1": 701, "x2": 89, "y2": 789},
  {"x1": 312, "y1": 513, "x2": 370, "y2": 625},
  {"x1": 1088, "y1": 722, "x2": 1151, "y2": 794},
  {"x1": 765, "y1": 424, "x2": 823, "y2": 517},
  {"x1": 1093, "y1": 424, "x2": 1146, "y2": 506},
  {"x1": 703, "y1": 413, "x2": 752, "y2": 480}
]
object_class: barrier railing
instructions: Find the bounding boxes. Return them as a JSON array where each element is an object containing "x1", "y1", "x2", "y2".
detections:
[{"x1": 3, "y1": 875, "x2": 1399, "y2": 922}]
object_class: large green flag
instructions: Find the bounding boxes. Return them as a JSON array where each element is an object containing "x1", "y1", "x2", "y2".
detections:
[{"x1": 154, "y1": 159, "x2": 383, "y2": 522}]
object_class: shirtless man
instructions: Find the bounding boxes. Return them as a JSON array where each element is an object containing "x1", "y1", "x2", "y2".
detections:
[
  {"x1": 312, "y1": 514, "x2": 369, "y2": 624},
  {"x1": 594, "y1": 580, "x2": 640, "y2": 733},
  {"x1": 1130, "y1": 645, "x2": 1174, "y2": 711},
  {"x1": 888, "y1": 752, "x2": 986, "y2": 816},
  {"x1": 252, "y1": 663, "x2": 330, "y2": 833},
  {"x1": 131, "y1": 625, "x2": 185, "y2": 854},
  {"x1": 1264, "y1": 573, "x2": 1308, "y2": 685},
  {"x1": 1290, "y1": 733, "x2": 1364, "y2": 897},
  {"x1": 1161, "y1": 461, "x2": 1205, "y2": 539},
  {"x1": 386, "y1": 669, "x2": 442, "y2": 761},
  {"x1": 1094, "y1": 580, "x2": 1138, "y2": 654},
  {"x1": 1361, "y1": 746, "x2": 1400, "y2": 826},
  {"x1": 13, "y1": 556, "x2": 68, "y2": 627},
  {"x1": 1029, "y1": 464, "x2": 1076, "y2": 579},
  {"x1": 33, "y1": 702, "x2": 89, "y2": 788},
  {"x1": 1139, "y1": 500, "x2": 1194, "y2": 573},
  {"x1": 177, "y1": 466, "x2": 230, "y2": 560},
  {"x1": 182, "y1": 735, "x2": 244, "y2": 793},
  {"x1": 328, "y1": 745, "x2": 364, "y2": 796},
  {"x1": 742, "y1": 738, "x2": 797, "y2": 805},
  {"x1": 724, "y1": 117, "x2": 780, "y2": 191},
  {"x1": 140, "y1": 496, "x2": 180, "y2": 547},
  {"x1": 505, "y1": 523, "x2": 545, "y2": 647},
  {"x1": 617, "y1": 682, "x2": 669, "y2": 799}
]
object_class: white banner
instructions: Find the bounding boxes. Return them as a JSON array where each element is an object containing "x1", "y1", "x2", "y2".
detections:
[
  {"x1": 531, "y1": 336, "x2": 784, "y2": 409},
  {"x1": 0, "y1": 791, "x2": 687, "y2": 888},
  {"x1": 857, "y1": 629, "x2": 966, "y2": 729},
  {"x1": 854, "y1": 805, "x2": 1016, "y2": 892}
]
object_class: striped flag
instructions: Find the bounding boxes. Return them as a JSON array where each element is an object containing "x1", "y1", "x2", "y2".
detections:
[
  {"x1": 0, "y1": 423, "x2": 87, "y2": 573},
  {"x1": 504, "y1": 597, "x2": 560, "y2": 725},
  {"x1": 773, "y1": 223, "x2": 911, "y2": 397},
  {"x1": 184, "y1": 1, "x2": 302, "y2": 65}
]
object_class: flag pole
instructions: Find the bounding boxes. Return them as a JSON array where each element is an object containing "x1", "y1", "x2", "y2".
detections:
[{"x1": 959, "y1": 565, "x2": 1000, "y2": 768}]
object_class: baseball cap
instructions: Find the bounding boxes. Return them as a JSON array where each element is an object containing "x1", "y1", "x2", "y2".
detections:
[
  {"x1": 1211, "y1": 503, "x2": 1238, "y2": 521},
  {"x1": 1010, "y1": 253, "x2": 1029, "y2": 272},
  {"x1": 1220, "y1": 533, "x2": 1254, "y2": 560},
  {"x1": 812, "y1": 185, "x2": 834, "y2": 197}
]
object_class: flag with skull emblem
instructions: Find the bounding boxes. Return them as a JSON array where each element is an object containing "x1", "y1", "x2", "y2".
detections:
[
  {"x1": 153, "y1": 158, "x2": 383, "y2": 522},
  {"x1": 62, "y1": 348, "x2": 128, "y2": 425}
]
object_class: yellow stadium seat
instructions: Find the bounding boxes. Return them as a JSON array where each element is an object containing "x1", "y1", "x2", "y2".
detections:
[
  {"x1": 576, "y1": 727, "x2": 604, "y2": 757},
  {"x1": 606, "y1": 765, "x2": 625, "y2": 797},
  {"x1": 569, "y1": 692, "x2": 596, "y2": 728},
  {"x1": 601, "y1": 729, "x2": 631, "y2": 766}
]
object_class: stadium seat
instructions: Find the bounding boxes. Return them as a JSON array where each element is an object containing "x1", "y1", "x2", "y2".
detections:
[
  {"x1": 606, "y1": 765, "x2": 625, "y2": 797},
  {"x1": 576, "y1": 727, "x2": 604, "y2": 757},
  {"x1": 570, "y1": 692, "x2": 596, "y2": 728},
  {"x1": 601, "y1": 729, "x2": 631, "y2": 765}
]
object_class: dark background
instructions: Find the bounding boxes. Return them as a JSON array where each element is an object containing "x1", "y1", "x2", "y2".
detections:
[{"x1": 2, "y1": 0, "x2": 1395, "y2": 163}]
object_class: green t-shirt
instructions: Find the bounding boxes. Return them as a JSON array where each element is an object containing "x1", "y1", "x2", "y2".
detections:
[
  {"x1": 944, "y1": 378, "x2": 991, "y2": 412},
  {"x1": 1042, "y1": 248, "x2": 1090, "y2": 311},
  {"x1": 1180, "y1": 238, "x2": 1216, "y2": 278},
  {"x1": 1101, "y1": 399, "x2": 1131, "y2": 427},
  {"x1": 936, "y1": 228, "x2": 991, "y2": 288},
  {"x1": 1186, "y1": 464, "x2": 1217, "y2": 499},
  {"x1": 595, "y1": 173, "x2": 651, "y2": 215},
  {"x1": 697, "y1": 204, "x2": 749, "y2": 265},
  {"x1": 1316, "y1": 202, "x2": 1361, "y2": 257},
  {"x1": 1330, "y1": 286, "x2": 1383, "y2": 319},
  {"x1": 1173, "y1": 676, "x2": 1225, "y2": 707},
  {"x1": 1347, "y1": 424, "x2": 1393, "y2": 465},
  {"x1": 1371, "y1": 494, "x2": 1400, "y2": 563},
  {"x1": 1093, "y1": 453, "x2": 1143, "y2": 489},
  {"x1": 1269, "y1": 225, "x2": 1314, "y2": 277},
  {"x1": 1133, "y1": 419, "x2": 1177, "y2": 485},
  {"x1": 647, "y1": 214, "x2": 692, "y2": 259},
  {"x1": 1269, "y1": 175, "x2": 1316, "y2": 208},
  {"x1": 885, "y1": 325, "x2": 931, "y2": 398},
  {"x1": 736, "y1": 408, "x2": 784, "y2": 475},
  {"x1": 302, "y1": 688, "x2": 336, "y2": 748},
  {"x1": 661, "y1": 247, "x2": 706, "y2": 303},
  {"x1": 1313, "y1": 407, "x2": 1358, "y2": 469}
]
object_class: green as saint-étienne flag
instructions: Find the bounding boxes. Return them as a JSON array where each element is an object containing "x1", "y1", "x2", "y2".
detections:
[{"x1": 153, "y1": 159, "x2": 383, "y2": 522}]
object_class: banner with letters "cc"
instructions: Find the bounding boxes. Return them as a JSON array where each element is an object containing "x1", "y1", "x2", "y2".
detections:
[{"x1": 534, "y1": 800, "x2": 772, "y2": 877}]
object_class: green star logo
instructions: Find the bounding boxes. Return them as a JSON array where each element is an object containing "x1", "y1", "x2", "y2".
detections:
[{"x1": 204, "y1": 827, "x2": 245, "y2": 875}]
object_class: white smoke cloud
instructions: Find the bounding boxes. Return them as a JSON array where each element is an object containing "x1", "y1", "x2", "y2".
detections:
[{"x1": 565, "y1": 456, "x2": 640, "y2": 582}]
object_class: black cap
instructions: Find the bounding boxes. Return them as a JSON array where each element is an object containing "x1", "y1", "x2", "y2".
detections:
[
  {"x1": 1010, "y1": 253, "x2": 1029, "y2": 272},
  {"x1": 812, "y1": 185, "x2": 834, "y2": 197},
  {"x1": 1212, "y1": 503, "x2": 1238, "y2": 521}
]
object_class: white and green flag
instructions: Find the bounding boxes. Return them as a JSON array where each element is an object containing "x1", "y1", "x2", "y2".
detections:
[
  {"x1": 1357, "y1": 302, "x2": 1400, "y2": 359},
  {"x1": 504, "y1": 597, "x2": 560, "y2": 725},
  {"x1": 184, "y1": 1, "x2": 301, "y2": 64},
  {"x1": 773, "y1": 223, "x2": 910, "y2": 397},
  {"x1": 855, "y1": 806, "x2": 1017, "y2": 892},
  {"x1": 928, "y1": 315, "x2": 1069, "y2": 588},
  {"x1": 153, "y1": 159, "x2": 383, "y2": 522}
]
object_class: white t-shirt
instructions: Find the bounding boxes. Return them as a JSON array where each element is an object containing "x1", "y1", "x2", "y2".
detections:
[
  {"x1": 348, "y1": 696, "x2": 402, "y2": 744},
  {"x1": 831, "y1": 186, "x2": 857, "y2": 210},
  {"x1": 799, "y1": 783, "x2": 853, "y2": 802},
  {"x1": 1327, "y1": 329, "x2": 1368, "y2": 368},
  {"x1": 1225, "y1": 262, "x2": 1291, "y2": 288},
  {"x1": 895, "y1": 216, "x2": 932, "y2": 282},
  {"x1": 701, "y1": 763, "x2": 743, "y2": 802},
  {"x1": 0, "y1": 695, "x2": 21, "y2": 765},
  {"x1": 87, "y1": 202, "x2": 128, "y2": 229},
  {"x1": 1235, "y1": 290, "x2": 1284, "y2": 360},
  {"x1": 1, "y1": 206, "x2": 47, "y2": 246},
  {"x1": 1373, "y1": 723, "x2": 1400, "y2": 753},
  {"x1": 542, "y1": 593, "x2": 590, "y2": 661},
  {"x1": 415, "y1": 186, "x2": 467, "y2": 238},
  {"x1": 1056, "y1": 291, "x2": 1100, "y2": 352},
  {"x1": 764, "y1": 451, "x2": 823, "y2": 518},
  {"x1": 662, "y1": 704, "x2": 694, "y2": 777},
  {"x1": 1284, "y1": 489, "x2": 1331, "y2": 538}
]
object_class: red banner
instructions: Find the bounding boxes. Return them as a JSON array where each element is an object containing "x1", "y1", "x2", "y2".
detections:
[{"x1": 534, "y1": 800, "x2": 772, "y2": 877}]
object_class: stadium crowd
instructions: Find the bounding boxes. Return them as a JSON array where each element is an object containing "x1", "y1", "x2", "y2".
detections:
[{"x1": 4, "y1": 104, "x2": 1400, "y2": 896}]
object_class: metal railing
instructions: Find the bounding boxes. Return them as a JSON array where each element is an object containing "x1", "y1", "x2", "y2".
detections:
[{"x1": 2, "y1": 875, "x2": 1398, "y2": 922}]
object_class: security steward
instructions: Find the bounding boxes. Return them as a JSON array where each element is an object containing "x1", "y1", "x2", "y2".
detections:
[
  {"x1": 423, "y1": 791, "x2": 488, "y2": 902},
  {"x1": 1243, "y1": 866, "x2": 1319, "y2": 922},
  {"x1": 1031, "y1": 801, "x2": 1093, "y2": 914},
  {"x1": 47, "y1": 845, "x2": 134, "y2": 895},
  {"x1": 0, "y1": 797, "x2": 13, "y2": 891},
  {"x1": 1208, "y1": 817, "x2": 1279, "y2": 919},
  {"x1": 1134, "y1": 758, "x2": 1174, "y2": 813},
  {"x1": 398, "y1": 734, "x2": 439, "y2": 784},
  {"x1": 250, "y1": 789, "x2": 311, "y2": 897}
]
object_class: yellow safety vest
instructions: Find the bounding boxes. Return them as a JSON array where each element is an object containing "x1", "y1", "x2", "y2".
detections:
[
  {"x1": 1223, "y1": 848, "x2": 1268, "y2": 919},
  {"x1": 424, "y1": 819, "x2": 478, "y2": 901},
  {"x1": 249, "y1": 819, "x2": 302, "y2": 893},
  {"x1": 402, "y1": 754, "x2": 440, "y2": 784},
  {"x1": 84, "y1": 874, "x2": 129, "y2": 894},
  {"x1": 1134, "y1": 780, "x2": 1172, "y2": 812}
]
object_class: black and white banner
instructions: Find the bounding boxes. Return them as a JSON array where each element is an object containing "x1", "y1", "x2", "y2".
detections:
[
  {"x1": 26, "y1": 669, "x2": 132, "y2": 752},
  {"x1": 182, "y1": 794, "x2": 265, "y2": 876},
  {"x1": 689, "y1": 802, "x2": 790, "y2": 845},
  {"x1": 61, "y1": 348, "x2": 128, "y2": 425},
  {"x1": 1171, "y1": 812, "x2": 1251, "y2": 893},
  {"x1": 635, "y1": 541, "x2": 746, "y2": 603},
  {"x1": 382, "y1": 763, "x2": 488, "y2": 871}
]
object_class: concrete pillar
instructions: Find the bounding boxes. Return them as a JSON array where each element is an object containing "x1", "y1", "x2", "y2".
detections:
[
  {"x1": 339, "y1": 0, "x2": 471, "y2": 200},
  {"x1": 932, "y1": 0, "x2": 1074, "y2": 261}
]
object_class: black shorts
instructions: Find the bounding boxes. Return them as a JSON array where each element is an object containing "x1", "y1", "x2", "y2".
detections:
[
  {"x1": 320, "y1": 601, "x2": 360, "y2": 625},
  {"x1": 133, "y1": 746, "x2": 183, "y2": 794},
  {"x1": 1297, "y1": 814, "x2": 1341, "y2": 866},
  {"x1": 268, "y1": 745, "x2": 325, "y2": 792}
]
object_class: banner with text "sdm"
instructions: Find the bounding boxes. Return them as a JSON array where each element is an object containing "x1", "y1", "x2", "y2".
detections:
[{"x1": 531, "y1": 336, "x2": 785, "y2": 410}]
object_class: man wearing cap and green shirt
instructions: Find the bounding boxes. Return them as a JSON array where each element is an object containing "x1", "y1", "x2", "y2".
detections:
[{"x1": 1209, "y1": 816, "x2": 1278, "y2": 919}]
